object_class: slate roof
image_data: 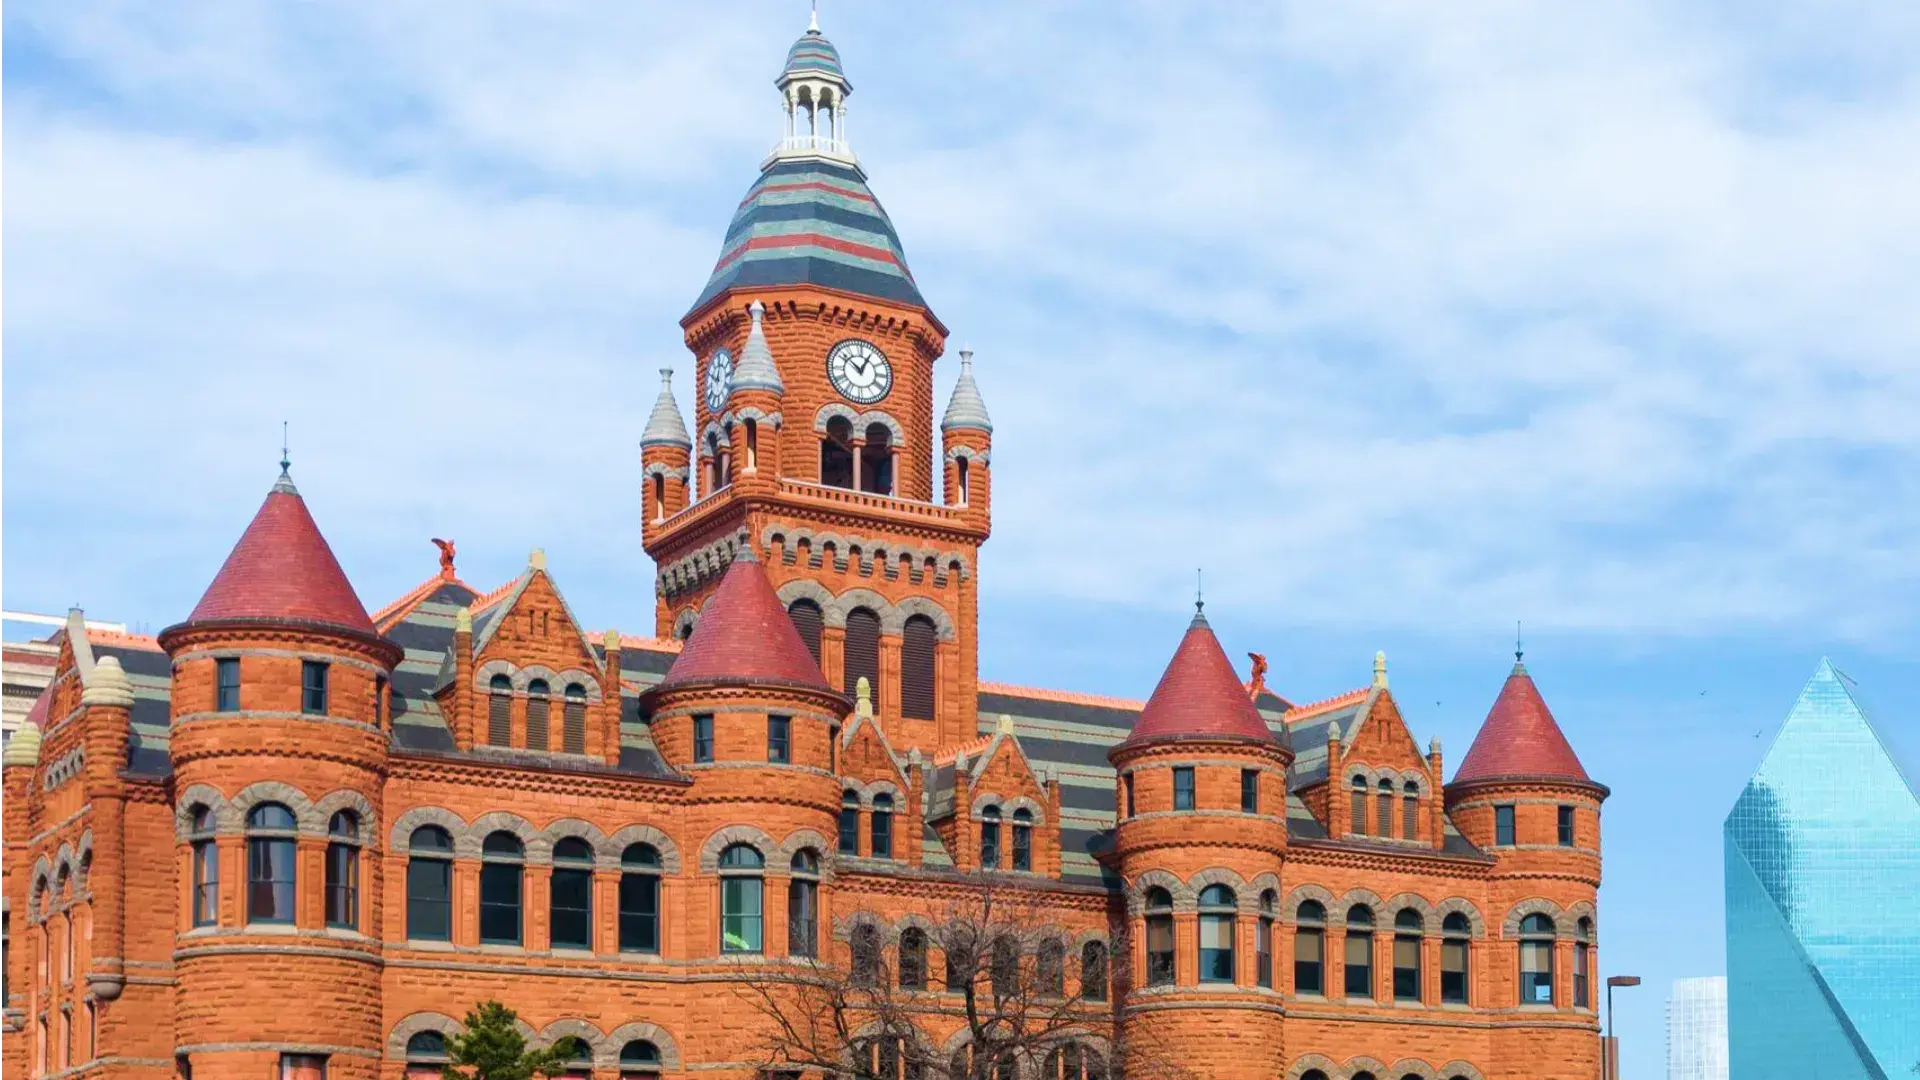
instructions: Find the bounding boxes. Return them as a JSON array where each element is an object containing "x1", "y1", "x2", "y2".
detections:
[
  {"x1": 1453, "y1": 660, "x2": 1592, "y2": 786},
  {"x1": 650, "y1": 549, "x2": 834, "y2": 697},
  {"x1": 177, "y1": 471, "x2": 375, "y2": 636},
  {"x1": 1119, "y1": 610, "x2": 1278, "y2": 749},
  {"x1": 782, "y1": 28, "x2": 845, "y2": 83}
]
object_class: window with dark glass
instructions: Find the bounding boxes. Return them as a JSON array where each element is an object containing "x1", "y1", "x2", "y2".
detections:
[
  {"x1": 488, "y1": 674, "x2": 512, "y2": 746},
  {"x1": 1440, "y1": 912, "x2": 1471, "y2": 1004},
  {"x1": 768, "y1": 714, "x2": 790, "y2": 763},
  {"x1": 1123, "y1": 774, "x2": 1135, "y2": 818},
  {"x1": 1011, "y1": 808, "x2": 1033, "y2": 872},
  {"x1": 1295, "y1": 900, "x2": 1326, "y2": 995},
  {"x1": 525, "y1": 679, "x2": 550, "y2": 751},
  {"x1": 786, "y1": 599, "x2": 824, "y2": 670},
  {"x1": 246, "y1": 803, "x2": 297, "y2": 924},
  {"x1": 1241, "y1": 769, "x2": 1259, "y2": 813},
  {"x1": 821, "y1": 415, "x2": 855, "y2": 489},
  {"x1": 1558, "y1": 805, "x2": 1576, "y2": 847},
  {"x1": 990, "y1": 936, "x2": 1019, "y2": 998},
  {"x1": 1518, "y1": 913, "x2": 1556, "y2": 1004},
  {"x1": 550, "y1": 837, "x2": 594, "y2": 949},
  {"x1": 215, "y1": 658, "x2": 241, "y2": 712},
  {"x1": 1494, "y1": 804, "x2": 1516, "y2": 846},
  {"x1": 301, "y1": 661, "x2": 329, "y2": 715},
  {"x1": 325, "y1": 811, "x2": 359, "y2": 929},
  {"x1": 1037, "y1": 937, "x2": 1064, "y2": 996},
  {"x1": 1257, "y1": 890, "x2": 1276, "y2": 988},
  {"x1": 618, "y1": 842, "x2": 662, "y2": 953},
  {"x1": 1574, "y1": 918, "x2": 1592, "y2": 1008},
  {"x1": 901, "y1": 614, "x2": 938, "y2": 720},
  {"x1": 850, "y1": 922, "x2": 881, "y2": 985},
  {"x1": 1080, "y1": 939, "x2": 1109, "y2": 1002},
  {"x1": 979, "y1": 806, "x2": 1002, "y2": 869},
  {"x1": 479, "y1": 831, "x2": 524, "y2": 945},
  {"x1": 1378, "y1": 778, "x2": 1395, "y2": 838},
  {"x1": 871, "y1": 793, "x2": 894, "y2": 859},
  {"x1": 618, "y1": 1040, "x2": 661, "y2": 1078},
  {"x1": 1393, "y1": 909, "x2": 1423, "y2": 1001},
  {"x1": 945, "y1": 935, "x2": 975, "y2": 993},
  {"x1": 1344, "y1": 905, "x2": 1374, "y2": 999},
  {"x1": 788, "y1": 849, "x2": 820, "y2": 958},
  {"x1": 405, "y1": 1031, "x2": 448, "y2": 1080},
  {"x1": 1197, "y1": 884, "x2": 1237, "y2": 983},
  {"x1": 899, "y1": 927, "x2": 927, "y2": 990},
  {"x1": 189, "y1": 805, "x2": 219, "y2": 927},
  {"x1": 406, "y1": 825, "x2": 454, "y2": 941},
  {"x1": 1403, "y1": 782, "x2": 1420, "y2": 840},
  {"x1": 1144, "y1": 887, "x2": 1175, "y2": 987},
  {"x1": 843, "y1": 607, "x2": 881, "y2": 699},
  {"x1": 1172, "y1": 767, "x2": 1195, "y2": 811},
  {"x1": 562, "y1": 684, "x2": 587, "y2": 754},
  {"x1": 1350, "y1": 776, "x2": 1368, "y2": 834},
  {"x1": 720, "y1": 844, "x2": 764, "y2": 954},
  {"x1": 839, "y1": 790, "x2": 861, "y2": 855},
  {"x1": 692, "y1": 714, "x2": 714, "y2": 763}
]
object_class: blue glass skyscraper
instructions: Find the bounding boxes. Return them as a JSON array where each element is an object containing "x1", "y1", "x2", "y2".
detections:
[{"x1": 1724, "y1": 659, "x2": 1920, "y2": 1079}]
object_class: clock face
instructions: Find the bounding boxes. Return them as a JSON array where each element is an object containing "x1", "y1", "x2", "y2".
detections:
[
  {"x1": 826, "y1": 340, "x2": 892, "y2": 404},
  {"x1": 704, "y1": 348, "x2": 735, "y2": 412}
]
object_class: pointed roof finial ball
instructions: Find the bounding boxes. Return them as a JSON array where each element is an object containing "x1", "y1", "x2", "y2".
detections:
[
  {"x1": 1373, "y1": 651, "x2": 1389, "y2": 689},
  {"x1": 82, "y1": 655, "x2": 135, "y2": 708}
]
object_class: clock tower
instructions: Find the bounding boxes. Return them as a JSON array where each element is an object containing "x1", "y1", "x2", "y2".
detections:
[{"x1": 644, "y1": 13, "x2": 993, "y2": 755}]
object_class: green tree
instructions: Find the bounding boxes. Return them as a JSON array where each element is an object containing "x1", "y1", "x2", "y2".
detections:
[{"x1": 442, "y1": 1001, "x2": 584, "y2": 1080}]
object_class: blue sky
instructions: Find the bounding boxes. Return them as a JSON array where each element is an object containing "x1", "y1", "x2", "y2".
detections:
[{"x1": 6, "y1": 3, "x2": 1920, "y2": 1075}]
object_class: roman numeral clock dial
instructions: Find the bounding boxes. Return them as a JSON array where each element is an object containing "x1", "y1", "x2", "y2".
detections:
[
  {"x1": 826, "y1": 340, "x2": 892, "y2": 404},
  {"x1": 704, "y1": 348, "x2": 735, "y2": 412}
]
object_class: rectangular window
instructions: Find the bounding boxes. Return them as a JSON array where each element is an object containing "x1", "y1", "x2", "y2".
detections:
[
  {"x1": 280, "y1": 1054, "x2": 327, "y2": 1080},
  {"x1": 1520, "y1": 941, "x2": 1555, "y2": 1004},
  {"x1": 1172, "y1": 767, "x2": 1195, "y2": 811},
  {"x1": 301, "y1": 661, "x2": 329, "y2": 715},
  {"x1": 1404, "y1": 795, "x2": 1420, "y2": 841},
  {"x1": 549, "y1": 867, "x2": 593, "y2": 949},
  {"x1": 838, "y1": 804, "x2": 860, "y2": 855},
  {"x1": 1344, "y1": 931, "x2": 1373, "y2": 998},
  {"x1": 1393, "y1": 934, "x2": 1421, "y2": 1001},
  {"x1": 1350, "y1": 786, "x2": 1368, "y2": 834},
  {"x1": 215, "y1": 658, "x2": 241, "y2": 712},
  {"x1": 1241, "y1": 769, "x2": 1259, "y2": 813},
  {"x1": 1494, "y1": 804, "x2": 1516, "y2": 846},
  {"x1": 1198, "y1": 914, "x2": 1235, "y2": 983},
  {"x1": 693, "y1": 714, "x2": 714, "y2": 763},
  {"x1": 406, "y1": 859, "x2": 452, "y2": 941},
  {"x1": 191, "y1": 841, "x2": 219, "y2": 927},
  {"x1": 767, "y1": 715, "x2": 790, "y2": 763},
  {"x1": 324, "y1": 843, "x2": 358, "y2": 929},
  {"x1": 721, "y1": 877, "x2": 763, "y2": 953},
  {"x1": 478, "y1": 864, "x2": 522, "y2": 945},
  {"x1": 1441, "y1": 939, "x2": 1469, "y2": 1003},
  {"x1": 619, "y1": 873, "x2": 660, "y2": 953},
  {"x1": 1378, "y1": 791, "x2": 1395, "y2": 837},
  {"x1": 1295, "y1": 928, "x2": 1323, "y2": 995},
  {"x1": 1145, "y1": 916, "x2": 1175, "y2": 987},
  {"x1": 1558, "y1": 805, "x2": 1576, "y2": 846},
  {"x1": 1257, "y1": 917, "x2": 1273, "y2": 988},
  {"x1": 1124, "y1": 774, "x2": 1135, "y2": 818},
  {"x1": 1574, "y1": 943, "x2": 1591, "y2": 1008}
]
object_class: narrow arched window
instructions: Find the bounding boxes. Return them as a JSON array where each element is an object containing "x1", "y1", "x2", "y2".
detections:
[
  {"x1": 821, "y1": 415, "x2": 855, "y2": 488},
  {"x1": 618, "y1": 842, "x2": 662, "y2": 953},
  {"x1": 901, "y1": 614, "x2": 937, "y2": 720},
  {"x1": 838, "y1": 789, "x2": 861, "y2": 856},
  {"x1": 563, "y1": 683, "x2": 588, "y2": 754},
  {"x1": 719, "y1": 844, "x2": 764, "y2": 954},
  {"x1": 405, "y1": 1031, "x2": 449, "y2": 1080},
  {"x1": 479, "y1": 831, "x2": 524, "y2": 945},
  {"x1": 618, "y1": 1040, "x2": 661, "y2": 1078},
  {"x1": 851, "y1": 921, "x2": 882, "y2": 986},
  {"x1": 979, "y1": 805, "x2": 1002, "y2": 870},
  {"x1": 1345, "y1": 905, "x2": 1375, "y2": 999},
  {"x1": 788, "y1": 849, "x2": 819, "y2": 958},
  {"x1": 188, "y1": 804, "x2": 219, "y2": 927},
  {"x1": 744, "y1": 417, "x2": 758, "y2": 471},
  {"x1": 860, "y1": 422, "x2": 894, "y2": 495},
  {"x1": 325, "y1": 810, "x2": 359, "y2": 929},
  {"x1": 407, "y1": 825, "x2": 454, "y2": 941},
  {"x1": 245, "y1": 803, "x2": 297, "y2": 924},
  {"x1": 990, "y1": 935, "x2": 1020, "y2": 997},
  {"x1": 562, "y1": 1037, "x2": 592, "y2": 1080},
  {"x1": 650, "y1": 472, "x2": 666, "y2": 522},
  {"x1": 550, "y1": 837, "x2": 594, "y2": 950},
  {"x1": 1144, "y1": 886, "x2": 1175, "y2": 987},
  {"x1": 524, "y1": 678, "x2": 551, "y2": 751},
  {"x1": 871, "y1": 793, "x2": 894, "y2": 859},
  {"x1": 1080, "y1": 939, "x2": 1109, "y2": 1002},
  {"x1": 1403, "y1": 780, "x2": 1420, "y2": 840},
  {"x1": 1198, "y1": 884, "x2": 1237, "y2": 983},
  {"x1": 786, "y1": 599, "x2": 824, "y2": 669},
  {"x1": 1393, "y1": 909, "x2": 1423, "y2": 1001},
  {"x1": 1349, "y1": 775, "x2": 1368, "y2": 835},
  {"x1": 1296, "y1": 900, "x2": 1326, "y2": 994},
  {"x1": 955, "y1": 455, "x2": 970, "y2": 506},
  {"x1": 1378, "y1": 778, "x2": 1396, "y2": 838},
  {"x1": 842, "y1": 606, "x2": 881, "y2": 699},
  {"x1": 1574, "y1": 917, "x2": 1592, "y2": 1008},
  {"x1": 1037, "y1": 937, "x2": 1065, "y2": 996},
  {"x1": 1011, "y1": 807, "x2": 1033, "y2": 872},
  {"x1": 1441, "y1": 911, "x2": 1471, "y2": 1003},
  {"x1": 1519, "y1": 912, "x2": 1556, "y2": 1004},
  {"x1": 488, "y1": 673, "x2": 512, "y2": 747},
  {"x1": 899, "y1": 926, "x2": 928, "y2": 990},
  {"x1": 945, "y1": 932, "x2": 976, "y2": 993},
  {"x1": 1257, "y1": 890, "x2": 1276, "y2": 988}
]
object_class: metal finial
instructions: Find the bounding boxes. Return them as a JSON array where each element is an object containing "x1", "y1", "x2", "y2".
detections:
[
  {"x1": 280, "y1": 421, "x2": 291, "y2": 476},
  {"x1": 809, "y1": 0, "x2": 819, "y2": 33},
  {"x1": 1195, "y1": 569, "x2": 1204, "y2": 615},
  {"x1": 1515, "y1": 620, "x2": 1524, "y2": 663}
]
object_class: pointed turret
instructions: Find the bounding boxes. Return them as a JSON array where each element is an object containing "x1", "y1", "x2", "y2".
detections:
[
  {"x1": 1453, "y1": 655, "x2": 1592, "y2": 786},
  {"x1": 642, "y1": 367, "x2": 693, "y2": 449},
  {"x1": 730, "y1": 300, "x2": 785, "y2": 396},
  {"x1": 641, "y1": 368, "x2": 694, "y2": 548},
  {"x1": 1120, "y1": 606, "x2": 1278, "y2": 749},
  {"x1": 651, "y1": 547, "x2": 834, "y2": 697},
  {"x1": 941, "y1": 348, "x2": 992, "y2": 434}
]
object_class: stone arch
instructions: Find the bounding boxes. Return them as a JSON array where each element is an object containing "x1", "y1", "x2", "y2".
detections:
[
  {"x1": 829, "y1": 587, "x2": 891, "y2": 629},
  {"x1": 1284, "y1": 883, "x2": 1336, "y2": 922},
  {"x1": 1398, "y1": 768, "x2": 1426, "y2": 790},
  {"x1": 474, "y1": 658, "x2": 517, "y2": 692},
  {"x1": 1002, "y1": 796, "x2": 1045, "y2": 824},
  {"x1": 1336, "y1": 887, "x2": 1386, "y2": 924},
  {"x1": 1568, "y1": 900, "x2": 1598, "y2": 939},
  {"x1": 699, "y1": 824, "x2": 777, "y2": 872},
  {"x1": 813, "y1": 402, "x2": 860, "y2": 434},
  {"x1": 54, "y1": 843, "x2": 79, "y2": 887},
  {"x1": 833, "y1": 910, "x2": 898, "y2": 946},
  {"x1": 733, "y1": 406, "x2": 781, "y2": 428},
  {"x1": 175, "y1": 784, "x2": 231, "y2": 838},
  {"x1": 968, "y1": 791, "x2": 1005, "y2": 820},
  {"x1": 699, "y1": 419, "x2": 727, "y2": 453},
  {"x1": 465, "y1": 811, "x2": 545, "y2": 862},
  {"x1": 606, "y1": 824, "x2": 682, "y2": 873},
  {"x1": 641, "y1": 461, "x2": 688, "y2": 483},
  {"x1": 231, "y1": 780, "x2": 321, "y2": 835},
  {"x1": 1383, "y1": 892, "x2": 1438, "y2": 934},
  {"x1": 1389, "y1": 1059, "x2": 1436, "y2": 1080},
  {"x1": 1345, "y1": 1056, "x2": 1390, "y2": 1080},
  {"x1": 775, "y1": 578, "x2": 838, "y2": 614},
  {"x1": 513, "y1": 664, "x2": 560, "y2": 693},
  {"x1": 1284, "y1": 1054, "x2": 1341, "y2": 1080},
  {"x1": 1437, "y1": 1063, "x2": 1486, "y2": 1080},
  {"x1": 778, "y1": 827, "x2": 834, "y2": 872},
  {"x1": 853, "y1": 409, "x2": 904, "y2": 443},
  {"x1": 601, "y1": 1022, "x2": 682, "y2": 1071},
  {"x1": 1187, "y1": 867, "x2": 1252, "y2": 910},
  {"x1": 314, "y1": 790, "x2": 379, "y2": 846},
  {"x1": 544, "y1": 818, "x2": 609, "y2": 865},
  {"x1": 672, "y1": 608, "x2": 698, "y2": 641},
  {"x1": 552, "y1": 671, "x2": 604, "y2": 703},
  {"x1": 390, "y1": 806, "x2": 469, "y2": 852},
  {"x1": 1432, "y1": 897, "x2": 1486, "y2": 938},
  {"x1": 387, "y1": 1012, "x2": 463, "y2": 1059},
  {"x1": 891, "y1": 596, "x2": 956, "y2": 640},
  {"x1": 535, "y1": 1018, "x2": 606, "y2": 1057},
  {"x1": 1502, "y1": 897, "x2": 1566, "y2": 938},
  {"x1": 1125, "y1": 869, "x2": 1194, "y2": 914},
  {"x1": 944, "y1": 445, "x2": 989, "y2": 465}
]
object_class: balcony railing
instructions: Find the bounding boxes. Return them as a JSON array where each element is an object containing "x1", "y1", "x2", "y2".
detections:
[
  {"x1": 766, "y1": 135, "x2": 856, "y2": 165},
  {"x1": 778, "y1": 479, "x2": 967, "y2": 524}
]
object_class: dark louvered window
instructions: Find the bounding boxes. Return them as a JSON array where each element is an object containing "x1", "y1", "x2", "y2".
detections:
[
  {"x1": 525, "y1": 679, "x2": 550, "y2": 751},
  {"x1": 787, "y1": 600, "x2": 824, "y2": 670},
  {"x1": 842, "y1": 607, "x2": 881, "y2": 699},
  {"x1": 487, "y1": 674, "x2": 512, "y2": 747},
  {"x1": 563, "y1": 684, "x2": 588, "y2": 754},
  {"x1": 900, "y1": 614, "x2": 938, "y2": 720}
]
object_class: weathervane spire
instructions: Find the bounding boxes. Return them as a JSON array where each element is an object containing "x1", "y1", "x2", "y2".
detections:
[
  {"x1": 809, "y1": 0, "x2": 819, "y2": 33},
  {"x1": 280, "y1": 421, "x2": 290, "y2": 476}
]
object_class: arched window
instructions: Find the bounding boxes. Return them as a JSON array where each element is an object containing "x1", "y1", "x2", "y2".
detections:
[
  {"x1": 188, "y1": 804, "x2": 218, "y2": 928},
  {"x1": 479, "y1": 831, "x2": 524, "y2": 945},
  {"x1": 899, "y1": 926, "x2": 928, "y2": 990},
  {"x1": 619, "y1": 842, "x2": 662, "y2": 953},
  {"x1": 550, "y1": 837, "x2": 594, "y2": 950},
  {"x1": 744, "y1": 416, "x2": 759, "y2": 471},
  {"x1": 1295, "y1": 900, "x2": 1326, "y2": 994},
  {"x1": 979, "y1": 805, "x2": 1002, "y2": 869},
  {"x1": 1300, "y1": 1073, "x2": 1329, "y2": 1080},
  {"x1": 407, "y1": 825, "x2": 454, "y2": 941},
  {"x1": 1519, "y1": 912, "x2": 1556, "y2": 1004},
  {"x1": 562, "y1": 1036, "x2": 593, "y2": 1079},
  {"x1": 1352, "y1": 1073, "x2": 1378, "y2": 1080},
  {"x1": 1345, "y1": 905, "x2": 1375, "y2": 999},
  {"x1": 1441, "y1": 911, "x2": 1472, "y2": 1003},
  {"x1": 1144, "y1": 886, "x2": 1175, "y2": 987},
  {"x1": 650, "y1": 472, "x2": 667, "y2": 522},
  {"x1": 1349, "y1": 776, "x2": 1368, "y2": 835},
  {"x1": 1011, "y1": 808, "x2": 1033, "y2": 872},
  {"x1": 786, "y1": 599, "x2": 824, "y2": 669},
  {"x1": 842, "y1": 607, "x2": 881, "y2": 700},
  {"x1": 990, "y1": 936, "x2": 1020, "y2": 998},
  {"x1": 850, "y1": 921, "x2": 882, "y2": 986},
  {"x1": 325, "y1": 810, "x2": 359, "y2": 929},
  {"x1": 563, "y1": 683, "x2": 588, "y2": 755},
  {"x1": 821, "y1": 415, "x2": 855, "y2": 489},
  {"x1": 1257, "y1": 890, "x2": 1276, "y2": 988},
  {"x1": 871, "y1": 793, "x2": 894, "y2": 859},
  {"x1": 1393, "y1": 909, "x2": 1423, "y2": 1001},
  {"x1": 1043, "y1": 1044, "x2": 1106, "y2": 1080},
  {"x1": 525, "y1": 678, "x2": 551, "y2": 751},
  {"x1": 945, "y1": 933, "x2": 976, "y2": 993},
  {"x1": 405, "y1": 1031, "x2": 449, "y2": 1080},
  {"x1": 707, "y1": 430, "x2": 730, "y2": 494},
  {"x1": 1378, "y1": 778, "x2": 1396, "y2": 838},
  {"x1": 488, "y1": 673, "x2": 512, "y2": 747},
  {"x1": 1198, "y1": 884, "x2": 1237, "y2": 983},
  {"x1": 1080, "y1": 939, "x2": 1109, "y2": 1002},
  {"x1": 719, "y1": 844, "x2": 764, "y2": 954},
  {"x1": 1402, "y1": 780, "x2": 1421, "y2": 840},
  {"x1": 860, "y1": 422, "x2": 893, "y2": 495},
  {"x1": 901, "y1": 614, "x2": 937, "y2": 720},
  {"x1": 245, "y1": 803, "x2": 297, "y2": 924},
  {"x1": 788, "y1": 849, "x2": 820, "y2": 958},
  {"x1": 1037, "y1": 937, "x2": 1065, "y2": 996},
  {"x1": 1575, "y1": 917, "x2": 1592, "y2": 1008},
  {"x1": 838, "y1": 789, "x2": 861, "y2": 856},
  {"x1": 619, "y1": 1040, "x2": 661, "y2": 1078},
  {"x1": 956, "y1": 454, "x2": 971, "y2": 506}
]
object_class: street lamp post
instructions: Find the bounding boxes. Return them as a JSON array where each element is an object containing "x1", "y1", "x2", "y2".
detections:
[{"x1": 1604, "y1": 975, "x2": 1642, "y2": 1080}]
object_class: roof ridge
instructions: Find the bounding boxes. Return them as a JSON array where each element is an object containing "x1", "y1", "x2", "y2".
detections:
[
  {"x1": 82, "y1": 629, "x2": 163, "y2": 652},
  {"x1": 977, "y1": 680, "x2": 1144, "y2": 712},
  {"x1": 1282, "y1": 686, "x2": 1370, "y2": 722},
  {"x1": 932, "y1": 734, "x2": 995, "y2": 766},
  {"x1": 372, "y1": 572, "x2": 473, "y2": 628},
  {"x1": 467, "y1": 576, "x2": 521, "y2": 615}
]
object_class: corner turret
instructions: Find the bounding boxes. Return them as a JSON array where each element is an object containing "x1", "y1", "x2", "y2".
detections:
[
  {"x1": 942, "y1": 347, "x2": 993, "y2": 529},
  {"x1": 641, "y1": 367, "x2": 694, "y2": 545}
]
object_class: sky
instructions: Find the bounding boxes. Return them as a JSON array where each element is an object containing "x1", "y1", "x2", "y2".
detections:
[{"x1": 6, "y1": 2, "x2": 1920, "y2": 1076}]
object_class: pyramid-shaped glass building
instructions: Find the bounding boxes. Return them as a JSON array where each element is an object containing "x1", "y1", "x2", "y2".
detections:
[{"x1": 1723, "y1": 660, "x2": 1920, "y2": 1079}]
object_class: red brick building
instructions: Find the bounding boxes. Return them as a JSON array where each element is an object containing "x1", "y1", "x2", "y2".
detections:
[{"x1": 2, "y1": 17, "x2": 1608, "y2": 1080}]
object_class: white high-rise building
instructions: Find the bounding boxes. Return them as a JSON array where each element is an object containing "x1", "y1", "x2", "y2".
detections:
[{"x1": 1667, "y1": 976, "x2": 1729, "y2": 1080}]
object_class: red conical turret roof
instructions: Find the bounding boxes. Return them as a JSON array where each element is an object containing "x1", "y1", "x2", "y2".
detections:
[
  {"x1": 1453, "y1": 658, "x2": 1591, "y2": 785},
  {"x1": 655, "y1": 547, "x2": 834, "y2": 695},
  {"x1": 1120, "y1": 608, "x2": 1275, "y2": 748},
  {"x1": 182, "y1": 471, "x2": 375, "y2": 636}
]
